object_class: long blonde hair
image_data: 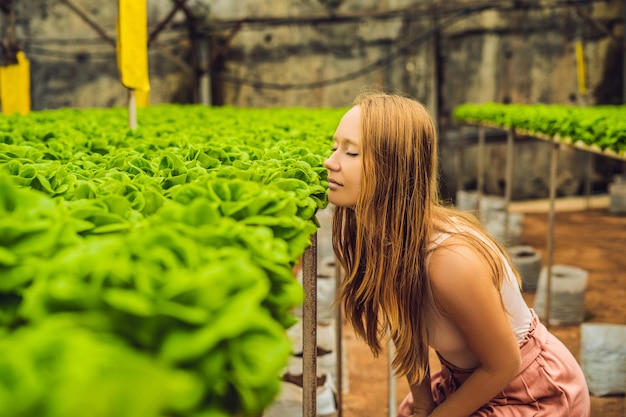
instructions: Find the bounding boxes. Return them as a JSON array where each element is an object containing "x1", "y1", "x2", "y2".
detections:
[{"x1": 332, "y1": 91, "x2": 519, "y2": 386}]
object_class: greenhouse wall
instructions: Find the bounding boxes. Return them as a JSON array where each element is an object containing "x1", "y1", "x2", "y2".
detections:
[{"x1": 1, "y1": 0, "x2": 624, "y2": 199}]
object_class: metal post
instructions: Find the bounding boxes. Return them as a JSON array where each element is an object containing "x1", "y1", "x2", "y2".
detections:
[
  {"x1": 197, "y1": 36, "x2": 212, "y2": 106},
  {"x1": 428, "y1": 0, "x2": 440, "y2": 125},
  {"x1": 504, "y1": 129, "x2": 514, "y2": 242},
  {"x1": 388, "y1": 333, "x2": 396, "y2": 417},
  {"x1": 623, "y1": 0, "x2": 626, "y2": 103},
  {"x1": 302, "y1": 233, "x2": 318, "y2": 417},
  {"x1": 545, "y1": 142, "x2": 560, "y2": 328},
  {"x1": 148, "y1": 0, "x2": 189, "y2": 45},
  {"x1": 477, "y1": 126, "x2": 486, "y2": 211},
  {"x1": 455, "y1": 130, "x2": 464, "y2": 196},
  {"x1": 0, "y1": 0, "x2": 17, "y2": 67},
  {"x1": 335, "y1": 261, "x2": 343, "y2": 417},
  {"x1": 585, "y1": 152, "x2": 593, "y2": 209},
  {"x1": 128, "y1": 89, "x2": 137, "y2": 129}
]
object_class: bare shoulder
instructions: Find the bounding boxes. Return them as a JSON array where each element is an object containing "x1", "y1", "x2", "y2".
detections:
[
  {"x1": 427, "y1": 235, "x2": 499, "y2": 311},
  {"x1": 428, "y1": 235, "x2": 490, "y2": 282}
]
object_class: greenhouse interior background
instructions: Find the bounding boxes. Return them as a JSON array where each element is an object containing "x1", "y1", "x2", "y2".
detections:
[{"x1": 1, "y1": 0, "x2": 625, "y2": 416}]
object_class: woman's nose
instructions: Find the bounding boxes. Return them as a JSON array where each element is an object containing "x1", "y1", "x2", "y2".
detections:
[{"x1": 324, "y1": 154, "x2": 338, "y2": 171}]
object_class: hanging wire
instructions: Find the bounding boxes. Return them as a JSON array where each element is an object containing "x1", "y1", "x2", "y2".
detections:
[
  {"x1": 211, "y1": 4, "x2": 492, "y2": 91},
  {"x1": 24, "y1": 35, "x2": 190, "y2": 61},
  {"x1": 5, "y1": 0, "x2": 612, "y2": 89},
  {"x1": 203, "y1": 0, "x2": 611, "y2": 90},
  {"x1": 24, "y1": 31, "x2": 189, "y2": 46}
]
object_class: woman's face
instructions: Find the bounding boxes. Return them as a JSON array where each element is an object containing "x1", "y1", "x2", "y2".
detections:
[{"x1": 324, "y1": 106, "x2": 363, "y2": 208}]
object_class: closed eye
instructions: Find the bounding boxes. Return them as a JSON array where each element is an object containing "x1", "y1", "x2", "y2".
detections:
[{"x1": 346, "y1": 152, "x2": 359, "y2": 157}]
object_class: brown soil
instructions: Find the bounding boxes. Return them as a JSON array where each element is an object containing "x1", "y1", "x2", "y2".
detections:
[{"x1": 340, "y1": 199, "x2": 626, "y2": 417}]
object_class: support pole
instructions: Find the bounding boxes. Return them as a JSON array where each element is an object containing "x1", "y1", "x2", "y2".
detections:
[
  {"x1": 1, "y1": 0, "x2": 18, "y2": 65},
  {"x1": 128, "y1": 89, "x2": 137, "y2": 129},
  {"x1": 477, "y1": 126, "x2": 486, "y2": 211},
  {"x1": 388, "y1": 334, "x2": 396, "y2": 417},
  {"x1": 455, "y1": 129, "x2": 464, "y2": 196},
  {"x1": 622, "y1": 1, "x2": 626, "y2": 104},
  {"x1": 58, "y1": 0, "x2": 116, "y2": 47},
  {"x1": 302, "y1": 233, "x2": 318, "y2": 417},
  {"x1": 209, "y1": 22, "x2": 243, "y2": 69},
  {"x1": 504, "y1": 129, "x2": 514, "y2": 242},
  {"x1": 545, "y1": 142, "x2": 560, "y2": 328},
  {"x1": 197, "y1": 36, "x2": 211, "y2": 106},
  {"x1": 148, "y1": 0, "x2": 188, "y2": 45},
  {"x1": 335, "y1": 261, "x2": 343, "y2": 417},
  {"x1": 585, "y1": 152, "x2": 593, "y2": 209}
]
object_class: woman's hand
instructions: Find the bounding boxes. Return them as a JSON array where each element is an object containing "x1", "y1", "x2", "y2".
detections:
[{"x1": 396, "y1": 392, "x2": 415, "y2": 417}]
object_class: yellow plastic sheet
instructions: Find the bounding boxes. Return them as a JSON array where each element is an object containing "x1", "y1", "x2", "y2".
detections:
[
  {"x1": 134, "y1": 86, "x2": 150, "y2": 107},
  {"x1": 575, "y1": 41, "x2": 587, "y2": 95},
  {"x1": 116, "y1": 0, "x2": 150, "y2": 99},
  {"x1": 0, "y1": 51, "x2": 31, "y2": 115}
]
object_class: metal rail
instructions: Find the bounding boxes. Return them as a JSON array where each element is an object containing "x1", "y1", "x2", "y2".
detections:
[{"x1": 302, "y1": 232, "x2": 318, "y2": 417}]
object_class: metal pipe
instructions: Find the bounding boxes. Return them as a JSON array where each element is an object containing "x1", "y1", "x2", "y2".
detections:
[
  {"x1": 204, "y1": 0, "x2": 602, "y2": 30},
  {"x1": 545, "y1": 142, "x2": 560, "y2": 328},
  {"x1": 477, "y1": 126, "x2": 486, "y2": 211},
  {"x1": 148, "y1": 0, "x2": 188, "y2": 45},
  {"x1": 197, "y1": 37, "x2": 211, "y2": 105},
  {"x1": 388, "y1": 333, "x2": 396, "y2": 417},
  {"x1": 128, "y1": 88, "x2": 137, "y2": 129},
  {"x1": 335, "y1": 260, "x2": 343, "y2": 417},
  {"x1": 58, "y1": 0, "x2": 115, "y2": 47},
  {"x1": 455, "y1": 129, "x2": 465, "y2": 195},
  {"x1": 585, "y1": 152, "x2": 593, "y2": 209},
  {"x1": 302, "y1": 233, "x2": 318, "y2": 417},
  {"x1": 504, "y1": 129, "x2": 514, "y2": 242},
  {"x1": 622, "y1": 0, "x2": 625, "y2": 103},
  {"x1": 5, "y1": 0, "x2": 15, "y2": 42},
  {"x1": 1, "y1": 0, "x2": 18, "y2": 65}
]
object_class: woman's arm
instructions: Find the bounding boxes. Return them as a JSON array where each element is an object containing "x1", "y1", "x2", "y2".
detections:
[
  {"x1": 396, "y1": 375, "x2": 435, "y2": 417},
  {"x1": 412, "y1": 374, "x2": 436, "y2": 417},
  {"x1": 426, "y1": 240, "x2": 522, "y2": 417}
]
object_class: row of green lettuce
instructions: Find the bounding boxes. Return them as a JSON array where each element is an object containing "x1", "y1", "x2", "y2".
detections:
[
  {"x1": 0, "y1": 104, "x2": 345, "y2": 417},
  {"x1": 453, "y1": 103, "x2": 626, "y2": 159}
]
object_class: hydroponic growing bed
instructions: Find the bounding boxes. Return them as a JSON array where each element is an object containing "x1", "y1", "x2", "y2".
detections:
[
  {"x1": 0, "y1": 104, "x2": 346, "y2": 417},
  {"x1": 453, "y1": 102, "x2": 626, "y2": 160}
]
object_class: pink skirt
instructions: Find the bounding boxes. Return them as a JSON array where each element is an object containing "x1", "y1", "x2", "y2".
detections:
[{"x1": 431, "y1": 310, "x2": 591, "y2": 416}]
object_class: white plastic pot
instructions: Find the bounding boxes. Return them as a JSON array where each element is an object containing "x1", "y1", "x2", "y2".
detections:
[
  {"x1": 533, "y1": 264, "x2": 588, "y2": 325},
  {"x1": 608, "y1": 175, "x2": 626, "y2": 215},
  {"x1": 581, "y1": 323, "x2": 626, "y2": 396},
  {"x1": 508, "y1": 245, "x2": 541, "y2": 292}
]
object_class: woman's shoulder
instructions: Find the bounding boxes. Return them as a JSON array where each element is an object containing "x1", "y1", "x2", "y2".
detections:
[
  {"x1": 429, "y1": 214, "x2": 486, "y2": 254},
  {"x1": 427, "y1": 233, "x2": 496, "y2": 297},
  {"x1": 428, "y1": 234, "x2": 485, "y2": 271}
]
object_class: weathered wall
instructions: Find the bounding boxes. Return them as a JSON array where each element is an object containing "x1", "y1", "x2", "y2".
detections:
[
  {"x1": 207, "y1": 0, "x2": 439, "y2": 110},
  {"x1": 2, "y1": 0, "x2": 624, "y2": 199},
  {"x1": 2, "y1": 0, "x2": 193, "y2": 109}
]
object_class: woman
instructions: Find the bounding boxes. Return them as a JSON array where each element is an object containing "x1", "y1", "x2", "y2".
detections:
[{"x1": 324, "y1": 91, "x2": 590, "y2": 417}]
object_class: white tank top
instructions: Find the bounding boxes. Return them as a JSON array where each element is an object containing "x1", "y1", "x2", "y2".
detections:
[{"x1": 426, "y1": 230, "x2": 532, "y2": 368}]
